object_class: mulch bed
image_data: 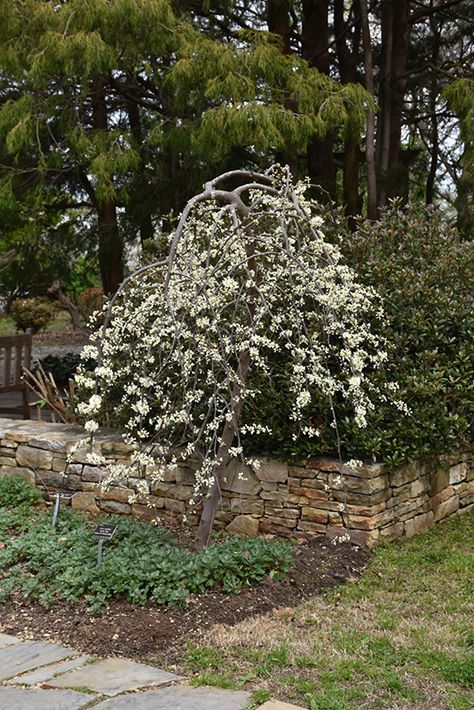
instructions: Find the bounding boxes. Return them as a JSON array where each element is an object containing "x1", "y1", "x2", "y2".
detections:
[{"x1": 0, "y1": 539, "x2": 370, "y2": 665}]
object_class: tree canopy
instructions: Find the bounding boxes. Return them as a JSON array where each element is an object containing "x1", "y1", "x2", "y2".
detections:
[{"x1": 1, "y1": 1, "x2": 472, "y2": 297}]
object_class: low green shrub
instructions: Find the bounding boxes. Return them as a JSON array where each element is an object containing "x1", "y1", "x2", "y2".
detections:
[
  {"x1": 0, "y1": 498, "x2": 292, "y2": 614},
  {"x1": 9, "y1": 297, "x2": 55, "y2": 333}
]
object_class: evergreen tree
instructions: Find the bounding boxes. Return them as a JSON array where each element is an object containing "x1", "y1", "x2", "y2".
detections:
[{"x1": 0, "y1": 0, "x2": 369, "y2": 295}]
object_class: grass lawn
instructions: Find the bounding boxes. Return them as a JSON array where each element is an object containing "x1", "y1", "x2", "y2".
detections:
[{"x1": 182, "y1": 511, "x2": 474, "y2": 710}]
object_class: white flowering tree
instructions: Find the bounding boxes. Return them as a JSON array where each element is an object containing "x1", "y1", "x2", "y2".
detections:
[{"x1": 76, "y1": 166, "x2": 389, "y2": 548}]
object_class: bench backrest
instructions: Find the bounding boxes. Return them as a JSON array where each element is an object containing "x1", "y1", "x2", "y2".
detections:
[{"x1": 0, "y1": 334, "x2": 33, "y2": 392}]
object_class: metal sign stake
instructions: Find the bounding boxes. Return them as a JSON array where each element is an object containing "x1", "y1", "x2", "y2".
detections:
[
  {"x1": 51, "y1": 493, "x2": 60, "y2": 528},
  {"x1": 97, "y1": 539, "x2": 104, "y2": 566}
]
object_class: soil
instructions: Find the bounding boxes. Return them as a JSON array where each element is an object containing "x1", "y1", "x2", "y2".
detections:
[{"x1": 0, "y1": 538, "x2": 370, "y2": 665}]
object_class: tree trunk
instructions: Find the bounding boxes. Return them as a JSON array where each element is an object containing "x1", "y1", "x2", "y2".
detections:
[
  {"x1": 267, "y1": 0, "x2": 291, "y2": 53},
  {"x1": 360, "y1": 0, "x2": 377, "y2": 218},
  {"x1": 376, "y1": 0, "x2": 392, "y2": 207},
  {"x1": 193, "y1": 348, "x2": 251, "y2": 549},
  {"x1": 127, "y1": 100, "x2": 155, "y2": 244},
  {"x1": 91, "y1": 78, "x2": 124, "y2": 295},
  {"x1": 343, "y1": 139, "x2": 361, "y2": 226},
  {"x1": 47, "y1": 281, "x2": 84, "y2": 331},
  {"x1": 426, "y1": 12, "x2": 441, "y2": 205},
  {"x1": 97, "y1": 202, "x2": 124, "y2": 296},
  {"x1": 267, "y1": 0, "x2": 299, "y2": 177},
  {"x1": 194, "y1": 207, "x2": 256, "y2": 549},
  {"x1": 334, "y1": 0, "x2": 362, "y2": 221},
  {"x1": 376, "y1": 0, "x2": 411, "y2": 207},
  {"x1": 302, "y1": 0, "x2": 337, "y2": 200}
]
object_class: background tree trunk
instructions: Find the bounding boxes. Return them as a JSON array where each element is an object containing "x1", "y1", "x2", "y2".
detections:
[
  {"x1": 335, "y1": 0, "x2": 362, "y2": 221},
  {"x1": 302, "y1": 0, "x2": 337, "y2": 200},
  {"x1": 91, "y1": 79, "x2": 124, "y2": 295},
  {"x1": 127, "y1": 100, "x2": 155, "y2": 244},
  {"x1": 360, "y1": 0, "x2": 377, "y2": 218},
  {"x1": 267, "y1": 0, "x2": 299, "y2": 177},
  {"x1": 376, "y1": 0, "x2": 411, "y2": 207}
]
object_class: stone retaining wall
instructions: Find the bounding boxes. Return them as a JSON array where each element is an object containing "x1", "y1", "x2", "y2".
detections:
[{"x1": 0, "y1": 419, "x2": 472, "y2": 546}]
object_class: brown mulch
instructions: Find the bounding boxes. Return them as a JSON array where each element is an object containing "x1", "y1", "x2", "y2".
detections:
[{"x1": 0, "y1": 539, "x2": 370, "y2": 665}]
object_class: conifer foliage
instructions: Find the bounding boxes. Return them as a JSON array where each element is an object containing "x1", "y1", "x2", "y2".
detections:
[{"x1": 0, "y1": 0, "x2": 369, "y2": 296}]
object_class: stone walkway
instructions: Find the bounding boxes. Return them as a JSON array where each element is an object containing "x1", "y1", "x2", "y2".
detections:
[{"x1": 0, "y1": 633, "x2": 305, "y2": 709}]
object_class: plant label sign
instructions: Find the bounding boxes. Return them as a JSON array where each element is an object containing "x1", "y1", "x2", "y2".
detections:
[
  {"x1": 92, "y1": 524, "x2": 117, "y2": 541},
  {"x1": 93, "y1": 524, "x2": 117, "y2": 566}
]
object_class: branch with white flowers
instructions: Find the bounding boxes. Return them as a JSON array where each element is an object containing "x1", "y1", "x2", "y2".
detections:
[{"x1": 74, "y1": 165, "x2": 403, "y2": 547}]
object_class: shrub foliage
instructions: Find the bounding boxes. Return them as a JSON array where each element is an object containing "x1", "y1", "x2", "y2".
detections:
[
  {"x1": 9, "y1": 297, "x2": 55, "y2": 333},
  {"x1": 245, "y1": 203, "x2": 473, "y2": 466}
]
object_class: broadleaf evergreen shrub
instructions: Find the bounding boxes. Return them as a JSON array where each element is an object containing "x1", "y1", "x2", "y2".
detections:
[
  {"x1": 243, "y1": 203, "x2": 473, "y2": 466},
  {"x1": 37, "y1": 353, "x2": 83, "y2": 386}
]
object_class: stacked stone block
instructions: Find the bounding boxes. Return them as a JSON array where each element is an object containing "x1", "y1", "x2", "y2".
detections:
[{"x1": 0, "y1": 419, "x2": 472, "y2": 546}]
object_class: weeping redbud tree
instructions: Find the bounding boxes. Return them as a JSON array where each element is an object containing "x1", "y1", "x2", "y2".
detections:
[{"x1": 76, "y1": 166, "x2": 391, "y2": 548}]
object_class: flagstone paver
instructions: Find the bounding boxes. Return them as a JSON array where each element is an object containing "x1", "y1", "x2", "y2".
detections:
[
  {"x1": 0, "y1": 641, "x2": 72, "y2": 681},
  {"x1": 7, "y1": 655, "x2": 91, "y2": 686},
  {"x1": 0, "y1": 632, "x2": 20, "y2": 649},
  {"x1": 47, "y1": 657, "x2": 181, "y2": 696},
  {"x1": 93, "y1": 685, "x2": 252, "y2": 709},
  {"x1": 257, "y1": 701, "x2": 307, "y2": 710},
  {"x1": 0, "y1": 687, "x2": 95, "y2": 709},
  {"x1": 0, "y1": 634, "x2": 263, "y2": 709}
]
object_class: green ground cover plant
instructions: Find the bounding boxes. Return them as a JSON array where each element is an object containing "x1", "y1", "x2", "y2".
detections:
[
  {"x1": 185, "y1": 510, "x2": 474, "y2": 709},
  {"x1": 0, "y1": 477, "x2": 292, "y2": 614}
]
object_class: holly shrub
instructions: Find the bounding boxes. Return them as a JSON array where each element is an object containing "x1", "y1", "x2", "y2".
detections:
[{"x1": 244, "y1": 203, "x2": 473, "y2": 466}]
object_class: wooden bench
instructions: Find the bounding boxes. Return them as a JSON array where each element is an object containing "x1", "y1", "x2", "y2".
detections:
[{"x1": 0, "y1": 334, "x2": 32, "y2": 419}]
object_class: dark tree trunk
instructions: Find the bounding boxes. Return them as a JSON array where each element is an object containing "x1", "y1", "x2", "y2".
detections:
[
  {"x1": 267, "y1": 0, "x2": 291, "y2": 53},
  {"x1": 359, "y1": 0, "x2": 377, "y2": 218},
  {"x1": 97, "y1": 202, "x2": 124, "y2": 297},
  {"x1": 376, "y1": 0, "x2": 411, "y2": 207},
  {"x1": 426, "y1": 13, "x2": 441, "y2": 205},
  {"x1": 91, "y1": 79, "x2": 124, "y2": 295},
  {"x1": 343, "y1": 139, "x2": 361, "y2": 225},
  {"x1": 267, "y1": 0, "x2": 299, "y2": 177},
  {"x1": 335, "y1": 0, "x2": 362, "y2": 221},
  {"x1": 302, "y1": 0, "x2": 337, "y2": 200},
  {"x1": 127, "y1": 100, "x2": 155, "y2": 244}
]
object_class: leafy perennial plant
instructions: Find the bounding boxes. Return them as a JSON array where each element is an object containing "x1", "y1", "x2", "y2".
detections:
[{"x1": 74, "y1": 166, "x2": 403, "y2": 545}]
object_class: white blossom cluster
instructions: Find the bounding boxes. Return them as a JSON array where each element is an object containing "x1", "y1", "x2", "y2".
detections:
[{"x1": 74, "y1": 166, "x2": 395, "y2": 508}]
